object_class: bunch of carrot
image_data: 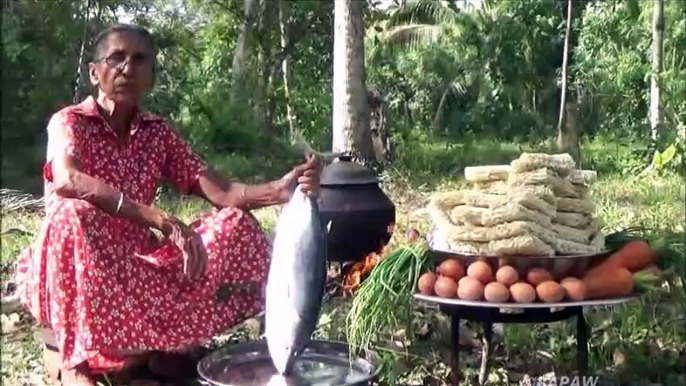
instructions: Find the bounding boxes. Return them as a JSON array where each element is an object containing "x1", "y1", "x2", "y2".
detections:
[{"x1": 581, "y1": 239, "x2": 662, "y2": 300}]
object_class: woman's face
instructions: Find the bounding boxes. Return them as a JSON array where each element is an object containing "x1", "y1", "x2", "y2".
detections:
[{"x1": 89, "y1": 30, "x2": 154, "y2": 106}]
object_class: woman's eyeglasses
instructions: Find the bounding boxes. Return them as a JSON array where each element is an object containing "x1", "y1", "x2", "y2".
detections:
[{"x1": 96, "y1": 51, "x2": 151, "y2": 69}]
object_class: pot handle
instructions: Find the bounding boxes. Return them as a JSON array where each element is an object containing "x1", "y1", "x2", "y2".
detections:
[{"x1": 292, "y1": 132, "x2": 344, "y2": 163}]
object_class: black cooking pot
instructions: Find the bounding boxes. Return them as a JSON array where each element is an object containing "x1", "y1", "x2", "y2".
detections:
[{"x1": 317, "y1": 157, "x2": 396, "y2": 263}]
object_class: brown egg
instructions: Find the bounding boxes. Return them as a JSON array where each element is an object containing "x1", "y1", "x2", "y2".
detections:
[
  {"x1": 527, "y1": 268, "x2": 553, "y2": 286},
  {"x1": 457, "y1": 276, "x2": 485, "y2": 301},
  {"x1": 560, "y1": 277, "x2": 586, "y2": 301},
  {"x1": 484, "y1": 282, "x2": 510, "y2": 303},
  {"x1": 434, "y1": 276, "x2": 458, "y2": 298},
  {"x1": 438, "y1": 259, "x2": 465, "y2": 280},
  {"x1": 509, "y1": 282, "x2": 537, "y2": 303},
  {"x1": 536, "y1": 281, "x2": 567, "y2": 303},
  {"x1": 417, "y1": 272, "x2": 438, "y2": 295},
  {"x1": 467, "y1": 260, "x2": 494, "y2": 284},
  {"x1": 495, "y1": 265, "x2": 519, "y2": 287}
]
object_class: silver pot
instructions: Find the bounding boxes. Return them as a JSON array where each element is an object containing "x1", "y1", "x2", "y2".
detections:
[{"x1": 197, "y1": 340, "x2": 379, "y2": 386}]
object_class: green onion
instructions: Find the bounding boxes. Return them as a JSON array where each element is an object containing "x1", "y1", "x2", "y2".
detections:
[{"x1": 345, "y1": 243, "x2": 431, "y2": 357}]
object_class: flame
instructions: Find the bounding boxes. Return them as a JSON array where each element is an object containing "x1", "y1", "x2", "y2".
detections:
[
  {"x1": 342, "y1": 245, "x2": 388, "y2": 296},
  {"x1": 339, "y1": 221, "x2": 396, "y2": 297}
]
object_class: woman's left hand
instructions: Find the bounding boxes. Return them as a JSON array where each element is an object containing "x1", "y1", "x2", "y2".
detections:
[{"x1": 277, "y1": 154, "x2": 321, "y2": 203}]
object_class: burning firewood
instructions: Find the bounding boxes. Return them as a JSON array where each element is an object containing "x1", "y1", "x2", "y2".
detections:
[{"x1": 342, "y1": 247, "x2": 387, "y2": 296}]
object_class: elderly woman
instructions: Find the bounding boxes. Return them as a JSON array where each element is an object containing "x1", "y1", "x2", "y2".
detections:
[{"x1": 14, "y1": 24, "x2": 320, "y2": 385}]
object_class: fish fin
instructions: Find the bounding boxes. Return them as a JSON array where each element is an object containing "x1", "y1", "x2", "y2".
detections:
[{"x1": 326, "y1": 220, "x2": 333, "y2": 234}]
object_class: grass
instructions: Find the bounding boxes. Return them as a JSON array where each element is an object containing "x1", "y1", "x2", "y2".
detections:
[{"x1": 1, "y1": 136, "x2": 684, "y2": 386}]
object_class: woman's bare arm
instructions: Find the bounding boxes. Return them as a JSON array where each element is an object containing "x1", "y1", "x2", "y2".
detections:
[
  {"x1": 191, "y1": 169, "x2": 285, "y2": 211},
  {"x1": 50, "y1": 148, "x2": 166, "y2": 229}
]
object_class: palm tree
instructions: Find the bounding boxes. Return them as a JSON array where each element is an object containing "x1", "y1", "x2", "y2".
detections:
[
  {"x1": 332, "y1": 0, "x2": 373, "y2": 160},
  {"x1": 373, "y1": 0, "x2": 493, "y2": 128},
  {"x1": 380, "y1": 0, "x2": 487, "y2": 50}
]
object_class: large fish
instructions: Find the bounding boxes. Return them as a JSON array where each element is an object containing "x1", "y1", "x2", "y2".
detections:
[{"x1": 265, "y1": 168, "x2": 329, "y2": 376}]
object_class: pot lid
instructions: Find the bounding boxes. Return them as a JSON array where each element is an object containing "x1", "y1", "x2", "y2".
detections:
[{"x1": 321, "y1": 158, "x2": 379, "y2": 186}]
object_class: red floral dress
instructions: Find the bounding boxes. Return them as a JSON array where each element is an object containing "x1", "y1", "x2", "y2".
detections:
[{"x1": 15, "y1": 96, "x2": 270, "y2": 374}]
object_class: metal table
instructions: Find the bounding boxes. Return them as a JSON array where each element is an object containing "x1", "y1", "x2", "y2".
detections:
[{"x1": 413, "y1": 294, "x2": 638, "y2": 386}]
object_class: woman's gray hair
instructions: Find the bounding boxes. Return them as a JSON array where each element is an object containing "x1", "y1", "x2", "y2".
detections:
[{"x1": 91, "y1": 24, "x2": 157, "y2": 63}]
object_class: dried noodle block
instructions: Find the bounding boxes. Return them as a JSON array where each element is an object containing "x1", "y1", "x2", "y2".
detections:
[
  {"x1": 481, "y1": 202, "x2": 553, "y2": 228},
  {"x1": 488, "y1": 234, "x2": 555, "y2": 257},
  {"x1": 549, "y1": 237, "x2": 599, "y2": 255},
  {"x1": 427, "y1": 199, "x2": 457, "y2": 232},
  {"x1": 437, "y1": 190, "x2": 507, "y2": 208},
  {"x1": 554, "y1": 212, "x2": 591, "y2": 229},
  {"x1": 447, "y1": 221, "x2": 544, "y2": 243},
  {"x1": 464, "y1": 165, "x2": 511, "y2": 182},
  {"x1": 505, "y1": 190, "x2": 557, "y2": 218},
  {"x1": 554, "y1": 177, "x2": 581, "y2": 198},
  {"x1": 447, "y1": 223, "x2": 521, "y2": 243},
  {"x1": 510, "y1": 153, "x2": 576, "y2": 177},
  {"x1": 569, "y1": 170, "x2": 598, "y2": 185},
  {"x1": 508, "y1": 168, "x2": 583, "y2": 198},
  {"x1": 552, "y1": 223, "x2": 596, "y2": 244},
  {"x1": 512, "y1": 185, "x2": 557, "y2": 205},
  {"x1": 557, "y1": 197, "x2": 596, "y2": 215},
  {"x1": 447, "y1": 240, "x2": 487, "y2": 256},
  {"x1": 476, "y1": 220, "x2": 569, "y2": 252},
  {"x1": 449, "y1": 205, "x2": 488, "y2": 226},
  {"x1": 473, "y1": 180, "x2": 508, "y2": 195},
  {"x1": 439, "y1": 188, "x2": 558, "y2": 218},
  {"x1": 429, "y1": 192, "x2": 469, "y2": 210},
  {"x1": 573, "y1": 184, "x2": 590, "y2": 198},
  {"x1": 507, "y1": 167, "x2": 557, "y2": 186}
]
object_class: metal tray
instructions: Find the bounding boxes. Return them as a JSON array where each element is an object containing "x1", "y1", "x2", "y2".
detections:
[
  {"x1": 428, "y1": 230, "x2": 613, "y2": 280},
  {"x1": 197, "y1": 340, "x2": 380, "y2": 386},
  {"x1": 414, "y1": 293, "x2": 639, "y2": 309}
]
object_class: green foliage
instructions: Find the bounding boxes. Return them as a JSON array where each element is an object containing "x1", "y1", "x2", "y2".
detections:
[
  {"x1": 3, "y1": 0, "x2": 685, "y2": 192},
  {"x1": 368, "y1": 0, "x2": 565, "y2": 141}
]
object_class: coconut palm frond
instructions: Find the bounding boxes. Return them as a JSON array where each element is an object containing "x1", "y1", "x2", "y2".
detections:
[
  {"x1": 365, "y1": 33, "x2": 387, "y2": 65},
  {"x1": 382, "y1": 24, "x2": 443, "y2": 51},
  {"x1": 433, "y1": 77, "x2": 467, "y2": 127},
  {"x1": 387, "y1": 0, "x2": 461, "y2": 28}
]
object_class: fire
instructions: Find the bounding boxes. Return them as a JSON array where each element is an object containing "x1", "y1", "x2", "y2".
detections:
[{"x1": 342, "y1": 246, "x2": 388, "y2": 296}]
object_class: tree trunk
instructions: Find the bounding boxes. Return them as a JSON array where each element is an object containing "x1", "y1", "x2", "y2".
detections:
[
  {"x1": 561, "y1": 102, "x2": 581, "y2": 163},
  {"x1": 368, "y1": 87, "x2": 392, "y2": 163},
  {"x1": 72, "y1": 0, "x2": 93, "y2": 104},
  {"x1": 279, "y1": 0, "x2": 298, "y2": 140},
  {"x1": 650, "y1": 0, "x2": 664, "y2": 141},
  {"x1": 254, "y1": 0, "x2": 275, "y2": 135},
  {"x1": 556, "y1": 0, "x2": 580, "y2": 164},
  {"x1": 332, "y1": 0, "x2": 372, "y2": 160},
  {"x1": 230, "y1": 0, "x2": 258, "y2": 105}
]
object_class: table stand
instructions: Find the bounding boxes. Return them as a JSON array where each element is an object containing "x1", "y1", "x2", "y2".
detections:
[{"x1": 439, "y1": 304, "x2": 588, "y2": 386}]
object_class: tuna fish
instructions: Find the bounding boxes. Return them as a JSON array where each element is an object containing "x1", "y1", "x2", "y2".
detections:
[{"x1": 264, "y1": 178, "x2": 329, "y2": 376}]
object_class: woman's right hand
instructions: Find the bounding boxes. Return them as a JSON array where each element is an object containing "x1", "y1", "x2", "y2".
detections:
[{"x1": 149, "y1": 208, "x2": 208, "y2": 279}]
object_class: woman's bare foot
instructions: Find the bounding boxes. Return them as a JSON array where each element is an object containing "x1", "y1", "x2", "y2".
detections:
[{"x1": 60, "y1": 362, "x2": 96, "y2": 386}]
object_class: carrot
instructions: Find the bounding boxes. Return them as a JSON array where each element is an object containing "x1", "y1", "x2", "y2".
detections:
[
  {"x1": 582, "y1": 266, "x2": 634, "y2": 300},
  {"x1": 586, "y1": 240, "x2": 655, "y2": 276}
]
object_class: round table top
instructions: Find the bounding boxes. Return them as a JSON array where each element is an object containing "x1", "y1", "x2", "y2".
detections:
[{"x1": 414, "y1": 293, "x2": 639, "y2": 310}]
